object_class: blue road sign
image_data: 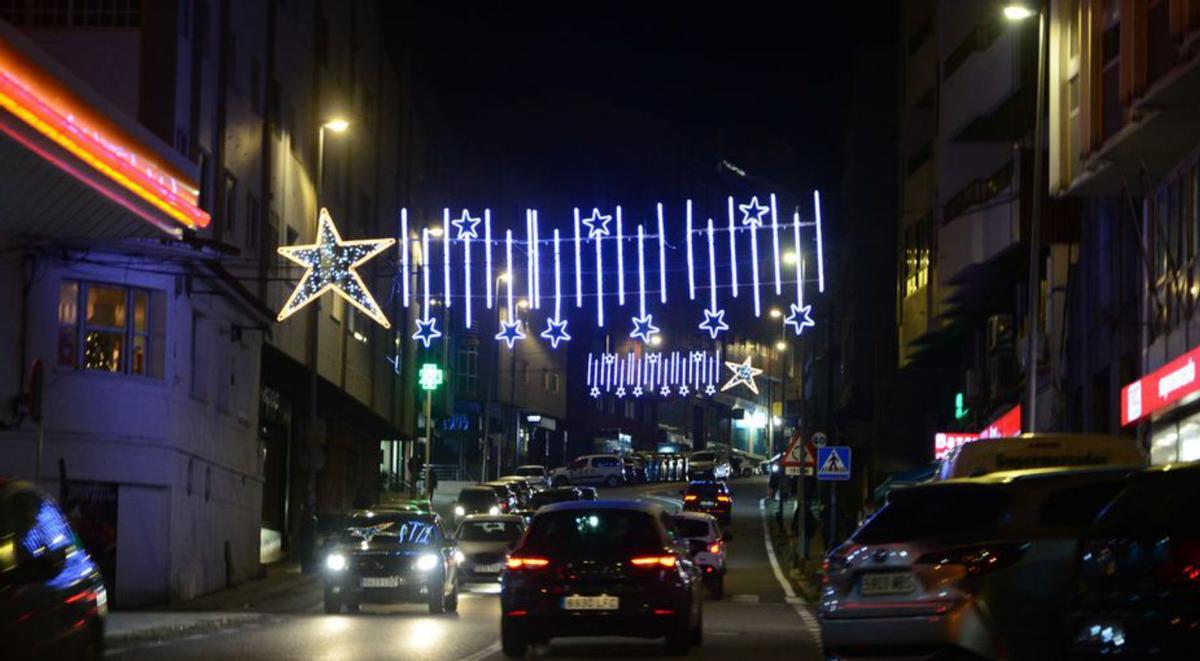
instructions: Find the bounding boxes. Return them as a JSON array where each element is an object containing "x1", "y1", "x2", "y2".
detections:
[{"x1": 817, "y1": 446, "x2": 851, "y2": 481}]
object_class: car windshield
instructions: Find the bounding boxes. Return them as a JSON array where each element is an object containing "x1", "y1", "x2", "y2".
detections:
[
  {"x1": 515, "y1": 467, "x2": 544, "y2": 477},
  {"x1": 691, "y1": 452, "x2": 715, "y2": 462},
  {"x1": 523, "y1": 509, "x2": 663, "y2": 555},
  {"x1": 1091, "y1": 471, "x2": 1200, "y2": 537},
  {"x1": 530, "y1": 489, "x2": 578, "y2": 508},
  {"x1": 458, "y1": 489, "x2": 496, "y2": 507},
  {"x1": 671, "y1": 517, "x2": 711, "y2": 538},
  {"x1": 338, "y1": 514, "x2": 440, "y2": 546},
  {"x1": 457, "y1": 520, "x2": 523, "y2": 542},
  {"x1": 854, "y1": 485, "x2": 1012, "y2": 544}
]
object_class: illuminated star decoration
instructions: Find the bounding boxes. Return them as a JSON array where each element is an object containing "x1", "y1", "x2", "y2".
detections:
[
  {"x1": 589, "y1": 386, "x2": 601, "y2": 398},
  {"x1": 276, "y1": 208, "x2": 395, "y2": 327},
  {"x1": 633, "y1": 386, "x2": 644, "y2": 397},
  {"x1": 784, "y1": 303, "x2": 816, "y2": 336},
  {"x1": 616, "y1": 386, "x2": 626, "y2": 398},
  {"x1": 581, "y1": 208, "x2": 612, "y2": 238},
  {"x1": 659, "y1": 385, "x2": 672, "y2": 397},
  {"x1": 698, "y1": 308, "x2": 729, "y2": 339},
  {"x1": 678, "y1": 385, "x2": 690, "y2": 396},
  {"x1": 348, "y1": 521, "x2": 395, "y2": 543},
  {"x1": 412, "y1": 317, "x2": 442, "y2": 347},
  {"x1": 386, "y1": 354, "x2": 401, "y2": 374},
  {"x1": 630, "y1": 314, "x2": 660, "y2": 344},
  {"x1": 450, "y1": 209, "x2": 481, "y2": 239},
  {"x1": 540, "y1": 318, "x2": 571, "y2": 348},
  {"x1": 705, "y1": 384, "x2": 716, "y2": 396},
  {"x1": 739, "y1": 196, "x2": 769, "y2": 227},
  {"x1": 721, "y1": 355, "x2": 764, "y2": 395},
  {"x1": 495, "y1": 320, "x2": 526, "y2": 348}
]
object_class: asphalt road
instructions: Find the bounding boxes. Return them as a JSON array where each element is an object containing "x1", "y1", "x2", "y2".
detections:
[{"x1": 106, "y1": 477, "x2": 823, "y2": 660}]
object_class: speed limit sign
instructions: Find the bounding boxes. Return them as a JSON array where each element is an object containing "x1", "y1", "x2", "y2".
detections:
[{"x1": 811, "y1": 432, "x2": 828, "y2": 448}]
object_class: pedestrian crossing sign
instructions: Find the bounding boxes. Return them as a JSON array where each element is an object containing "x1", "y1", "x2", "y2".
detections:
[{"x1": 817, "y1": 446, "x2": 851, "y2": 481}]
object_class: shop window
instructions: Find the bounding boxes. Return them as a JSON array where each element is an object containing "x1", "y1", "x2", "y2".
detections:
[
  {"x1": 457, "y1": 344, "x2": 479, "y2": 395},
  {"x1": 58, "y1": 281, "x2": 162, "y2": 378}
]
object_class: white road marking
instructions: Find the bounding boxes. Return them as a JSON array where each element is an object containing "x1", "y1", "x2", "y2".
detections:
[
  {"x1": 759, "y1": 497, "x2": 823, "y2": 646},
  {"x1": 459, "y1": 641, "x2": 502, "y2": 661}
]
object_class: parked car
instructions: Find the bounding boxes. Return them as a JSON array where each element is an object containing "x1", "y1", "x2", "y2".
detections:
[
  {"x1": 671, "y1": 512, "x2": 730, "y2": 598},
  {"x1": 820, "y1": 467, "x2": 1133, "y2": 660},
  {"x1": 622, "y1": 457, "x2": 646, "y2": 484},
  {"x1": 937, "y1": 434, "x2": 1146, "y2": 480},
  {"x1": 496, "y1": 476, "x2": 535, "y2": 506},
  {"x1": 513, "y1": 465, "x2": 549, "y2": 489},
  {"x1": 687, "y1": 450, "x2": 731, "y2": 480},
  {"x1": 482, "y1": 482, "x2": 523, "y2": 510},
  {"x1": 1069, "y1": 461, "x2": 1200, "y2": 657},
  {"x1": 0, "y1": 479, "x2": 107, "y2": 660},
  {"x1": 681, "y1": 480, "x2": 732, "y2": 525},
  {"x1": 499, "y1": 500, "x2": 704, "y2": 656},
  {"x1": 549, "y1": 454, "x2": 627, "y2": 487},
  {"x1": 321, "y1": 509, "x2": 458, "y2": 614},
  {"x1": 454, "y1": 514, "x2": 526, "y2": 584},
  {"x1": 454, "y1": 486, "x2": 506, "y2": 520},
  {"x1": 528, "y1": 486, "x2": 583, "y2": 509}
]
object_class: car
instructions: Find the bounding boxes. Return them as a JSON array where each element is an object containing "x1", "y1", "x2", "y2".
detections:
[
  {"x1": 937, "y1": 433, "x2": 1146, "y2": 480},
  {"x1": 550, "y1": 454, "x2": 627, "y2": 487},
  {"x1": 0, "y1": 479, "x2": 108, "y2": 660},
  {"x1": 621, "y1": 457, "x2": 646, "y2": 484},
  {"x1": 687, "y1": 450, "x2": 731, "y2": 480},
  {"x1": 681, "y1": 480, "x2": 732, "y2": 525},
  {"x1": 454, "y1": 486, "x2": 506, "y2": 520},
  {"x1": 1069, "y1": 461, "x2": 1200, "y2": 657},
  {"x1": 671, "y1": 512, "x2": 730, "y2": 599},
  {"x1": 499, "y1": 500, "x2": 704, "y2": 657},
  {"x1": 321, "y1": 509, "x2": 459, "y2": 614},
  {"x1": 497, "y1": 476, "x2": 536, "y2": 505},
  {"x1": 819, "y1": 467, "x2": 1134, "y2": 660},
  {"x1": 454, "y1": 514, "x2": 526, "y2": 584},
  {"x1": 528, "y1": 486, "x2": 583, "y2": 509},
  {"x1": 513, "y1": 465, "x2": 550, "y2": 489},
  {"x1": 481, "y1": 482, "x2": 522, "y2": 511}
]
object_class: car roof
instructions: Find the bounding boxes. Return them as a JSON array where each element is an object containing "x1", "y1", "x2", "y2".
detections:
[
  {"x1": 939, "y1": 465, "x2": 1136, "y2": 485},
  {"x1": 349, "y1": 509, "x2": 435, "y2": 521},
  {"x1": 517, "y1": 464, "x2": 544, "y2": 469},
  {"x1": 1137, "y1": 460, "x2": 1200, "y2": 475},
  {"x1": 458, "y1": 513, "x2": 525, "y2": 523},
  {"x1": 538, "y1": 499, "x2": 666, "y2": 515},
  {"x1": 670, "y1": 511, "x2": 717, "y2": 523},
  {"x1": 459, "y1": 486, "x2": 496, "y2": 493}
]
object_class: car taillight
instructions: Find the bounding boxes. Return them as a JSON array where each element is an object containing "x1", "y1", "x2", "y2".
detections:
[
  {"x1": 716, "y1": 495, "x2": 731, "y2": 503},
  {"x1": 916, "y1": 542, "x2": 1029, "y2": 577},
  {"x1": 683, "y1": 494, "x2": 698, "y2": 502},
  {"x1": 631, "y1": 555, "x2": 677, "y2": 568},
  {"x1": 1155, "y1": 538, "x2": 1200, "y2": 583},
  {"x1": 506, "y1": 556, "x2": 550, "y2": 570},
  {"x1": 709, "y1": 542, "x2": 722, "y2": 555}
]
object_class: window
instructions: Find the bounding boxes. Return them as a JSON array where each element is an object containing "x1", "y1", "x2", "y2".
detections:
[
  {"x1": 457, "y1": 344, "x2": 479, "y2": 395},
  {"x1": 197, "y1": 149, "x2": 212, "y2": 212},
  {"x1": 245, "y1": 192, "x2": 260, "y2": 250},
  {"x1": 191, "y1": 312, "x2": 209, "y2": 399},
  {"x1": 0, "y1": 0, "x2": 141, "y2": 27},
  {"x1": 542, "y1": 370, "x2": 550, "y2": 391},
  {"x1": 903, "y1": 218, "x2": 931, "y2": 297},
  {"x1": 222, "y1": 171, "x2": 237, "y2": 233},
  {"x1": 625, "y1": 400, "x2": 635, "y2": 419},
  {"x1": 58, "y1": 281, "x2": 162, "y2": 378},
  {"x1": 521, "y1": 362, "x2": 530, "y2": 385},
  {"x1": 551, "y1": 372, "x2": 560, "y2": 394}
]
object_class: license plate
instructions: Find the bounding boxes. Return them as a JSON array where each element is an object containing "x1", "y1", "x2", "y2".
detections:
[
  {"x1": 860, "y1": 572, "x2": 914, "y2": 595},
  {"x1": 562, "y1": 594, "x2": 619, "y2": 610},
  {"x1": 475, "y1": 563, "x2": 503, "y2": 574},
  {"x1": 700, "y1": 501, "x2": 715, "y2": 507},
  {"x1": 361, "y1": 576, "x2": 401, "y2": 588}
]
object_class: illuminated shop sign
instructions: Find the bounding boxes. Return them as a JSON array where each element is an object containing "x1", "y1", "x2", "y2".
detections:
[
  {"x1": 1121, "y1": 344, "x2": 1200, "y2": 426},
  {"x1": 932, "y1": 404, "x2": 1022, "y2": 459}
]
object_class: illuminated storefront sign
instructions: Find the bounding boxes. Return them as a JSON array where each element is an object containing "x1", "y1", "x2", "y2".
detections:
[
  {"x1": 932, "y1": 404, "x2": 1022, "y2": 459},
  {"x1": 934, "y1": 432, "x2": 978, "y2": 460},
  {"x1": 1121, "y1": 344, "x2": 1200, "y2": 426}
]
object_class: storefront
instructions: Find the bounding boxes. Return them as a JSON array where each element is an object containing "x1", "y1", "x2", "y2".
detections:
[
  {"x1": 932, "y1": 403, "x2": 1022, "y2": 459},
  {"x1": 1121, "y1": 345, "x2": 1200, "y2": 464}
]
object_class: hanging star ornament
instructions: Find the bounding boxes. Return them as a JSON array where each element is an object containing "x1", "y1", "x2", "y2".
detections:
[
  {"x1": 540, "y1": 318, "x2": 571, "y2": 348},
  {"x1": 659, "y1": 385, "x2": 672, "y2": 397},
  {"x1": 495, "y1": 320, "x2": 526, "y2": 348},
  {"x1": 678, "y1": 385, "x2": 690, "y2": 396},
  {"x1": 615, "y1": 386, "x2": 627, "y2": 398},
  {"x1": 784, "y1": 303, "x2": 816, "y2": 336},
  {"x1": 589, "y1": 386, "x2": 601, "y2": 398},
  {"x1": 450, "y1": 209, "x2": 481, "y2": 239},
  {"x1": 698, "y1": 308, "x2": 730, "y2": 339},
  {"x1": 705, "y1": 384, "x2": 717, "y2": 396},
  {"x1": 581, "y1": 208, "x2": 612, "y2": 238},
  {"x1": 633, "y1": 386, "x2": 644, "y2": 397},
  {"x1": 630, "y1": 314, "x2": 660, "y2": 344},
  {"x1": 721, "y1": 355, "x2": 764, "y2": 395},
  {"x1": 277, "y1": 208, "x2": 395, "y2": 327},
  {"x1": 412, "y1": 317, "x2": 442, "y2": 347},
  {"x1": 739, "y1": 196, "x2": 769, "y2": 227}
]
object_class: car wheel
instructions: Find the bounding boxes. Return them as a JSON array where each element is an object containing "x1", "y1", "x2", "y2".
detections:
[
  {"x1": 82, "y1": 621, "x2": 103, "y2": 661},
  {"x1": 605, "y1": 475, "x2": 619, "y2": 487},
  {"x1": 444, "y1": 582, "x2": 459, "y2": 613},
  {"x1": 706, "y1": 575, "x2": 724, "y2": 600},
  {"x1": 428, "y1": 584, "x2": 446, "y2": 614},
  {"x1": 690, "y1": 604, "x2": 703, "y2": 645},
  {"x1": 323, "y1": 596, "x2": 340, "y2": 614},
  {"x1": 344, "y1": 602, "x2": 360, "y2": 614},
  {"x1": 501, "y1": 617, "x2": 528, "y2": 658},
  {"x1": 664, "y1": 620, "x2": 691, "y2": 655}
]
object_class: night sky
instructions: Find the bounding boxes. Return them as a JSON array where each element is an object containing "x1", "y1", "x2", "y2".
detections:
[{"x1": 394, "y1": 3, "x2": 867, "y2": 204}]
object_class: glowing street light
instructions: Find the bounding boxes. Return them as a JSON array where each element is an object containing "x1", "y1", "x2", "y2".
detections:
[
  {"x1": 323, "y1": 117, "x2": 350, "y2": 132},
  {"x1": 783, "y1": 251, "x2": 798, "y2": 266},
  {"x1": 1002, "y1": 4, "x2": 1037, "y2": 20},
  {"x1": 769, "y1": 307, "x2": 782, "y2": 319},
  {"x1": 775, "y1": 340, "x2": 787, "y2": 352},
  {"x1": 429, "y1": 226, "x2": 445, "y2": 238}
]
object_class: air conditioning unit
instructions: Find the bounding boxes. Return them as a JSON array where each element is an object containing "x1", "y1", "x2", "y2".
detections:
[{"x1": 986, "y1": 314, "x2": 1015, "y2": 353}]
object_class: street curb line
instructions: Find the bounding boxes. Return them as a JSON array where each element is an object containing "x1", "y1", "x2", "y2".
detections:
[
  {"x1": 759, "y1": 497, "x2": 823, "y2": 646},
  {"x1": 105, "y1": 614, "x2": 271, "y2": 649}
]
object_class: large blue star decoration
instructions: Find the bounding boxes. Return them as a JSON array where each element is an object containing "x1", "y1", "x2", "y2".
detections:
[
  {"x1": 581, "y1": 208, "x2": 612, "y2": 238},
  {"x1": 739, "y1": 196, "x2": 769, "y2": 227},
  {"x1": 450, "y1": 209, "x2": 481, "y2": 239},
  {"x1": 698, "y1": 308, "x2": 730, "y2": 339},
  {"x1": 630, "y1": 314, "x2": 661, "y2": 344},
  {"x1": 412, "y1": 317, "x2": 442, "y2": 347},
  {"x1": 784, "y1": 303, "x2": 816, "y2": 336},
  {"x1": 721, "y1": 355, "x2": 764, "y2": 395},
  {"x1": 539, "y1": 318, "x2": 571, "y2": 348},
  {"x1": 495, "y1": 319, "x2": 526, "y2": 348},
  {"x1": 277, "y1": 208, "x2": 396, "y2": 327}
]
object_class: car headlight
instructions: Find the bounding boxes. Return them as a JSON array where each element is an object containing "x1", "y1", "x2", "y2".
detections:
[
  {"x1": 454, "y1": 505, "x2": 466, "y2": 517},
  {"x1": 453, "y1": 550, "x2": 465, "y2": 564},
  {"x1": 325, "y1": 553, "x2": 348, "y2": 571},
  {"x1": 414, "y1": 553, "x2": 440, "y2": 572},
  {"x1": 488, "y1": 505, "x2": 500, "y2": 516}
]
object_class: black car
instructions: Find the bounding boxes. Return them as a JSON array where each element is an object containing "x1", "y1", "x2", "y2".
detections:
[
  {"x1": 499, "y1": 500, "x2": 703, "y2": 657},
  {"x1": 1, "y1": 478, "x2": 107, "y2": 659},
  {"x1": 528, "y1": 486, "x2": 583, "y2": 509},
  {"x1": 454, "y1": 486, "x2": 505, "y2": 521},
  {"x1": 321, "y1": 510, "x2": 459, "y2": 614},
  {"x1": 482, "y1": 482, "x2": 522, "y2": 511},
  {"x1": 1069, "y1": 461, "x2": 1200, "y2": 657},
  {"x1": 682, "y1": 480, "x2": 732, "y2": 524}
]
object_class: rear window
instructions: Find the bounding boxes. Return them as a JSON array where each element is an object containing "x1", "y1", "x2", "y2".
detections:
[
  {"x1": 459, "y1": 489, "x2": 496, "y2": 506},
  {"x1": 686, "y1": 483, "x2": 722, "y2": 497},
  {"x1": 530, "y1": 489, "x2": 578, "y2": 508},
  {"x1": 854, "y1": 486, "x2": 1012, "y2": 544},
  {"x1": 671, "y1": 517, "x2": 711, "y2": 539},
  {"x1": 457, "y1": 520, "x2": 523, "y2": 542},
  {"x1": 523, "y1": 509, "x2": 664, "y2": 555},
  {"x1": 593, "y1": 457, "x2": 620, "y2": 467},
  {"x1": 1092, "y1": 471, "x2": 1200, "y2": 537}
]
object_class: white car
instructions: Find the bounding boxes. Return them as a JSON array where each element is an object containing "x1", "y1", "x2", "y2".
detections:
[
  {"x1": 671, "y1": 511, "x2": 729, "y2": 598},
  {"x1": 549, "y1": 454, "x2": 626, "y2": 487},
  {"x1": 513, "y1": 464, "x2": 549, "y2": 489},
  {"x1": 687, "y1": 450, "x2": 731, "y2": 480}
]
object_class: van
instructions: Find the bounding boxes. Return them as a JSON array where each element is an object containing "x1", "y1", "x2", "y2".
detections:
[
  {"x1": 936, "y1": 434, "x2": 1146, "y2": 481},
  {"x1": 549, "y1": 454, "x2": 626, "y2": 487}
]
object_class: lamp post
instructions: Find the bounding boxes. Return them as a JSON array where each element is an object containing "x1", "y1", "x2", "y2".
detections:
[
  {"x1": 481, "y1": 272, "x2": 510, "y2": 481},
  {"x1": 1004, "y1": 2, "x2": 1046, "y2": 433},
  {"x1": 419, "y1": 363, "x2": 445, "y2": 500}
]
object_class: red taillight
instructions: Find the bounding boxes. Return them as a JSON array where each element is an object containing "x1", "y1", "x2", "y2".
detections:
[
  {"x1": 683, "y1": 494, "x2": 698, "y2": 502},
  {"x1": 709, "y1": 542, "x2": 722, "y2": 554},
  {"x1": 1156, "y1": 539, "x2": 1200, "y2": 583},
  {"x1": 916, "y1": 543, "x2": 1029, "y2": 576},
  {"x1": 716, "y1": 495, "x2": 731, "y2": 503},
  {"x1": 631, "y1": 555, "x2": 677, "y2": 568},
  {"x1": 506, "y1": 556, "x2": 550, "y2": 570}
]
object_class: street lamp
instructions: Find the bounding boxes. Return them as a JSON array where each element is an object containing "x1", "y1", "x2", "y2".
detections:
[
  {"x1": 769, "y1": 307, "x2": 782, "y2": 319},
  {"x1": 1004, "y1": 1, "x2": 1046, "y2": 433}
]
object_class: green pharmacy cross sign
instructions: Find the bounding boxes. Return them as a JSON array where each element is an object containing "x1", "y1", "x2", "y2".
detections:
[{"x1": 419, "y1": 363, "x2": 444, "y2": 391}]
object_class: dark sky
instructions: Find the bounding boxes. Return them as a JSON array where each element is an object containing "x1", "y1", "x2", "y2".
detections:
[{"x1": 394, "y1": 2, "x2": 867, "y2": 203}]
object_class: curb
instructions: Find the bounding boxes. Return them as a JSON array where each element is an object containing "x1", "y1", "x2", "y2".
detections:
[{"x1": 105, "y1": 613, "x2": 270, "y2": 648}]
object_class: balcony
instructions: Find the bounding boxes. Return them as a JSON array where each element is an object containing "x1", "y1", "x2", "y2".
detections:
[{"x1": 941, "y1": 22, "x2": 1029, "y2": 143}]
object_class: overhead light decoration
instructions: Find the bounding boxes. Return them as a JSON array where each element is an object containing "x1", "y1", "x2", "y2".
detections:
[
  {"x1": 721, "y1": 355, "x2": 764, "y2": 395},
  {"x1": 495, "y1": 228, "x2": 526, "y2": 348},
  {"x1": 580, "y1": 208, "x2": 612, "y2": 238},
  {"x1": 698, "y1": 217, "x2": 728, "y2": 338},
  {"x1": 276, "y1": 208, "x2": 395, "y2": 327},
  {"x1": 586, "y1": 349, "x2": 745, "y2": 397}
]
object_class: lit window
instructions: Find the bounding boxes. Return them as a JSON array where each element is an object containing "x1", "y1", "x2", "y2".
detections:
[{"x1": 59, "y1": 280, "x2": 162, "y2": 378}]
